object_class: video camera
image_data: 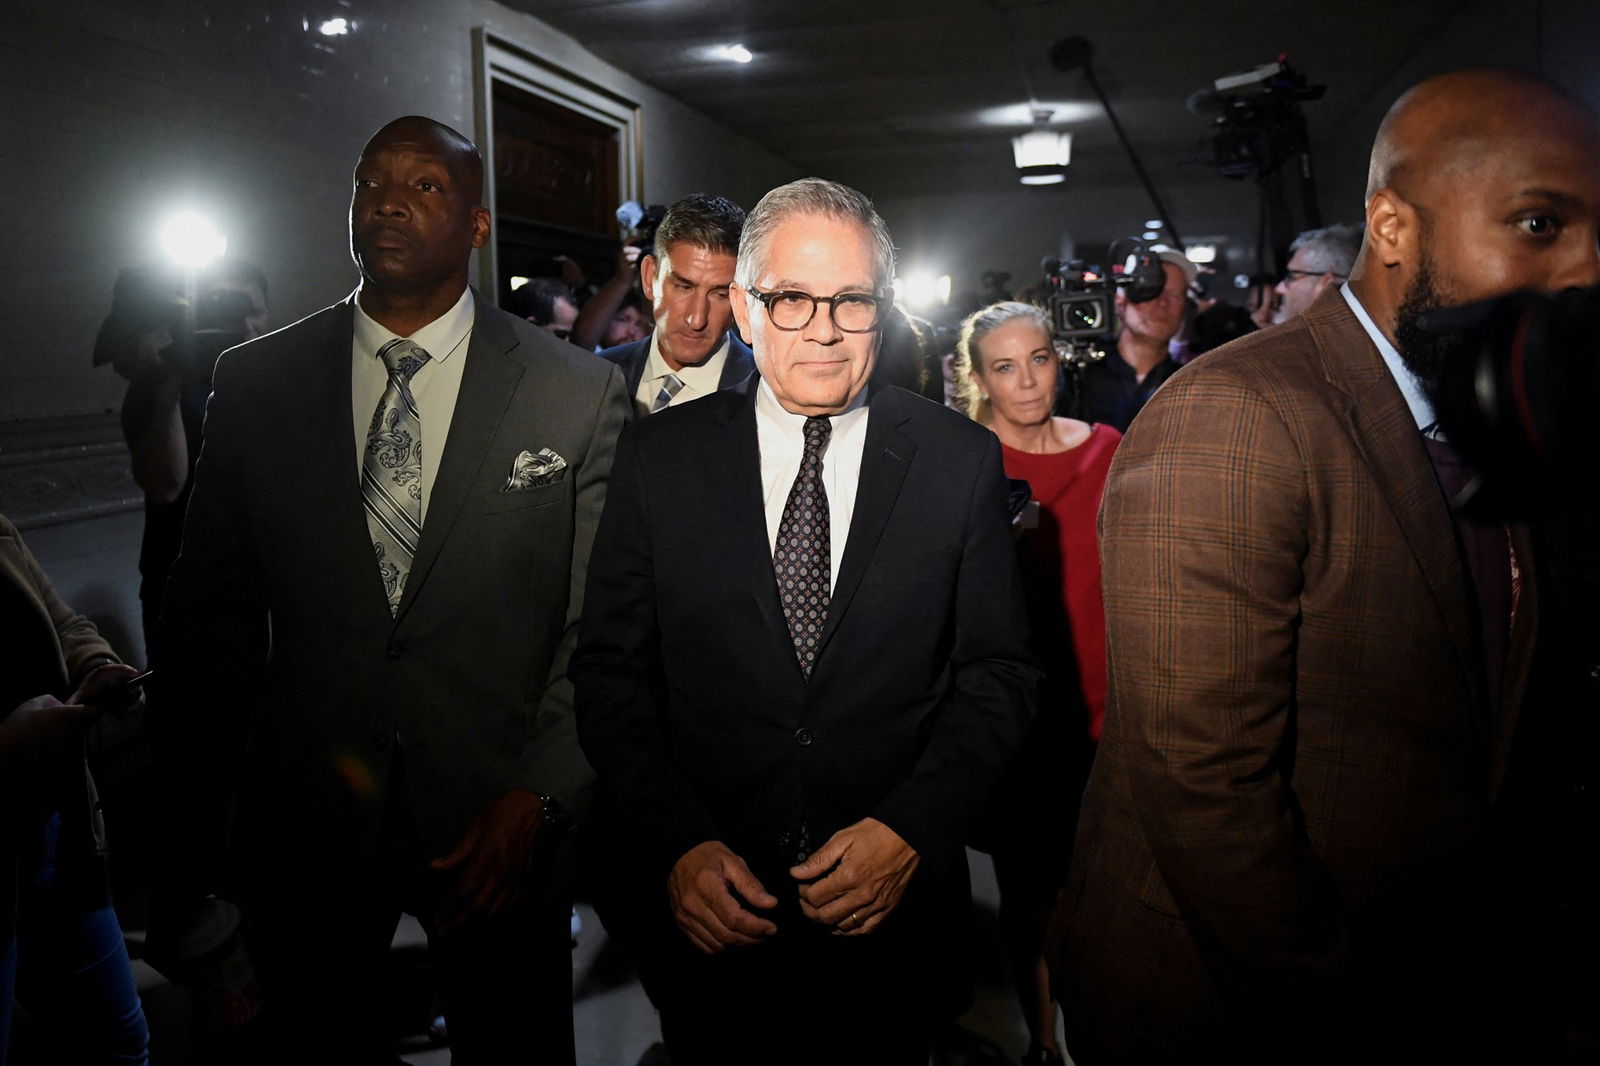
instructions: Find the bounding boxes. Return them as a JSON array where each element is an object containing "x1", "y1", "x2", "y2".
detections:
[
  {"x1": 1423, "y1": 284, "x2": 1598, "y2": 521},
  {"x1": 1041, "y1": 238, "x2": 1170, "y2": 365},
  {"x1": 1189, "y1": 57, "x2": 1326, "y2": 181},
  {"x1": 92, "y1": 266, "x2": 255, "y2": 383},
  {"x1": 616, "y1": 200, "x2": 667, "y2": 259}
]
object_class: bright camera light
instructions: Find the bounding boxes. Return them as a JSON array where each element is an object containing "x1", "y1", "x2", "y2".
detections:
[
  {"x1": 509, "y1": 276, "x2": 531, "y2": 291},
  {"x1": 895, "y1": 273, "x2": 951, "y2": 311},
  {"x1": 1185, "y1": 244, "x2": 1218, "y2": 264},
  {"x1": 158, "y1": 212, "x2": 228, "y2": 270},
  {"x1": 319, "y1": 18, "x2": 350, "y2": 36}
]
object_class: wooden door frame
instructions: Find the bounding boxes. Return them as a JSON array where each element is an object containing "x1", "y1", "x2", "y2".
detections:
[{"x1": 471, "y1": 28, "x2": 644, "y2": 295}]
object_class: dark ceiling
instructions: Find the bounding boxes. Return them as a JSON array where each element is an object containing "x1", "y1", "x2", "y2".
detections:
[{"x1": 506, "y1": 0, "x2": 1470, "y2": 206}]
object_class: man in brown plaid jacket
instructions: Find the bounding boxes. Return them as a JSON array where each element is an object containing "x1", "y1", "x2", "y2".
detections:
[{"x1": 1053, "y1": 69, "x2": 1600, "y2": 1064}]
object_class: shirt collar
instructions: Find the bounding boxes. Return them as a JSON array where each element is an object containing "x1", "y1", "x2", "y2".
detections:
[
  {"x1": 644, "y1": 330, "x2": 730, "y2": 389},
  {"x1": 1340, "y1": 282, "x2": 1435, "y2": 431},
  {"x1": 353, "y1": 286, "x2": 476, "y2": 364}
]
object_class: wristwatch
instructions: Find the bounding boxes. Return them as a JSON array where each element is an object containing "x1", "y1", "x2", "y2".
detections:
[{"x1": 538, "y1": 793, "x2": 576, "y2": 835}]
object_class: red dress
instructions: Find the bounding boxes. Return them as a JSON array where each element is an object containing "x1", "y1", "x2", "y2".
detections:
[{"x1": 1002, "y1": 424, "x2": 1121, "y2": 740}]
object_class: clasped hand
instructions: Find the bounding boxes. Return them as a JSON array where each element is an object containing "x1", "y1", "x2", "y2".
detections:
[
  {"x1": 668, "y1": 818, "x2": 920, "y2": 953},
  {"x1": 790, "y1": 817, "x2": 919, "y2": 936}
]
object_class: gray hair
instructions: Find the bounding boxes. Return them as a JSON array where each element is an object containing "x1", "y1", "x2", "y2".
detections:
[
  {"x1": 1288, "y1": 223, "x2": 1362, "y2": 278},
  {"x1": 735, "y1": 178, "x2": 896, "y2": 293},
  {"x1": 953, "y1": 301, "x2": 1052, "y2": 424}
]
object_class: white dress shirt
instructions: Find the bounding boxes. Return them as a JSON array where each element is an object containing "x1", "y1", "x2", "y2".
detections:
[
  {"x1": 755, "y1": 378, "x2": 871, "y2": 593},
  {"x1": 633, "y1": 331, "x2": 731, "y2": 416},
  {"x1": 1340, "y1": 282, "x2": 1436, "y2": 431},
  {"x1": 351, "y1": 287, "x2": 475, "y2": 523}
]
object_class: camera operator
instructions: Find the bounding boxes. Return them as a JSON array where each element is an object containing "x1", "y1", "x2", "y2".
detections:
[
  {"x1": 95, "y1": 259, "x2": 268, "y2": 651},
  {"x1": 1272, "y1": 223, "x2": 1361, "y2": 324},
  {"x1": 1075, "y1": 249, "x2": 1194, "y2": 432}
]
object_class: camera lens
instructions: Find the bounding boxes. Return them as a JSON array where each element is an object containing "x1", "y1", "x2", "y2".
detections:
[{"x1": 1070, "y1": 302, "x2": 1102, "y2": 331}]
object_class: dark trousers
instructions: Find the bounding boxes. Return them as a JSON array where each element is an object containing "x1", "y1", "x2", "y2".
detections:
[
  {"x1": 650, "y1": 901, "x2": 951, "y2": 1066},
  {"x1": 237, "y1": 757, "x2": 576, "y2": 1066}
]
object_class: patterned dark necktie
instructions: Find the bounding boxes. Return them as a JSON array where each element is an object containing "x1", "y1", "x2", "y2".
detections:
[
  {"x1": 362, "y1": 338, "x2": 430, "y2": 613},
  {"x1": 650, "y1": 372, "x2": 684, "y2": 413},
  {"x1": 773, "y1": 415, "x2": 832, "y2": 677}
]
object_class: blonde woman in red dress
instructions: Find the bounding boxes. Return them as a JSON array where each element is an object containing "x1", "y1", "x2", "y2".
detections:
[{"x1": 956, "y1": 302, "x2": 1120, "y2": 1066}]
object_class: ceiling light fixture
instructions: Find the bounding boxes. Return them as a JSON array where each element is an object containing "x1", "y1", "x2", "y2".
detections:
[
  {"x1": 716, "y1": 43, "x2": 753, "y2": 63},
  {"x1": 1012, "y1": 108, "x2": 1072, "y2": 186},
  {"x1": 318, "y1": 17, "x2": 351, "y2": 36}
]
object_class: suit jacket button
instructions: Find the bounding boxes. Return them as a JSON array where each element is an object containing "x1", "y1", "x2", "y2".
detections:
[{"x1": 794, "y1": 727, "x2": 813, "y2": 746}]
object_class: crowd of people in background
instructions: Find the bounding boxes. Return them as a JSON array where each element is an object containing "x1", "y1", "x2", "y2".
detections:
[{"x1": 3, "y1": 64, "x2": 1597, "y2": 1066}]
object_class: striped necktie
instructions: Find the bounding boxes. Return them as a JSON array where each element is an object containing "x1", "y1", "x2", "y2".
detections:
[
  {"x1": 650, "y1": 372, "x2": 684, "y2": 413},
  {"x1": 362, "y1": 338, "x2": 430, "y2": 613}
]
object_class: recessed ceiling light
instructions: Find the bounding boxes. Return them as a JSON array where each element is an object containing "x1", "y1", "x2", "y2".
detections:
[
  {"x1": 714, "y1": 43, "x2": 753, "y2": 63},
  {"x1": 1145, "y1": 219, "x2": 1163, "y2": 229},
  {"x1": 318, "y1": 17, "x2": 351, "y2": 36}
]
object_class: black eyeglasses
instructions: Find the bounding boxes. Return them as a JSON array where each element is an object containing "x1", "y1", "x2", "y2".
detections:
[
  {"x1": 1282, "y1": 268, "x2": 1345, "y2": 283},
  {"x1": 746, "y1": 287, "x2": 884, "y2": 333}
]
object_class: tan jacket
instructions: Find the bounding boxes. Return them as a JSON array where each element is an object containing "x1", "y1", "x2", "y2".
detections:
[{"x1": 1, "y1": 512, "x2": 121, "y2": 947}]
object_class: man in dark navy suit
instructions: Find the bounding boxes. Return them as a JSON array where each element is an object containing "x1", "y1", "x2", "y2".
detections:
[
  {"x1": 575, "y1": 178, "x2": 1036, "y2": 1065},
  {"x1": 598, "y1": 193, "x2": 755, "y2": 416}
]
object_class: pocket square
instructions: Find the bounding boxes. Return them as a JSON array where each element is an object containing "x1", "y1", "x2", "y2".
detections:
[{"x1": 503, "y1": 448, "x2": 568, "y2": 491}]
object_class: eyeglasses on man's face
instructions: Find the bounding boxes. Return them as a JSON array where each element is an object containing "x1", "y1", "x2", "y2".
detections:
[
  {"x1": 1282, "y1": 268, "x2": 1345, "y2": 284},
  {"x1": 746, "y1": 287, "x2": 884, "y2": 333}
]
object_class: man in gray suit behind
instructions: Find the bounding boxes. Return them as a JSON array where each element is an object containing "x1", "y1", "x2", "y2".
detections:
[{"x1": 153, "y1": 116, "x2": 628, "y2": 1064}]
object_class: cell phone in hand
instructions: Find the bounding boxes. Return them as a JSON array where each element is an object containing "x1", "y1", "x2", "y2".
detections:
[
  {"x1": 1006, "y1": 478, "x2": 1033, "y2": 521},
  {"x1": 121, "y1": 668, "x2": 154, "y2": 692}
]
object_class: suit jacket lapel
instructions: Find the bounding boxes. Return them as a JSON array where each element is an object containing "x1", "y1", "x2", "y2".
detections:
[
  {"x1": 396, "y1": 291, "x2": 523, "y2": 618},
  {"x1": 707, "y1": 381, "x2": 791, "y2": 646},
  {"x1": 817, "y1": 387, "x2": 916, "y2": 656},
  {"x1": 1309, "y1": 292, "x2": 1481, "y2": 705},
  {"x1": 621, "y1": 339, "x2": 648, "y2": 398}
]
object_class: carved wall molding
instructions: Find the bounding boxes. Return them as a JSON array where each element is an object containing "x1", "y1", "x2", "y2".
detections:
[{"x1": 0, "y1": 414, "x2": 142, "y2": 530}]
